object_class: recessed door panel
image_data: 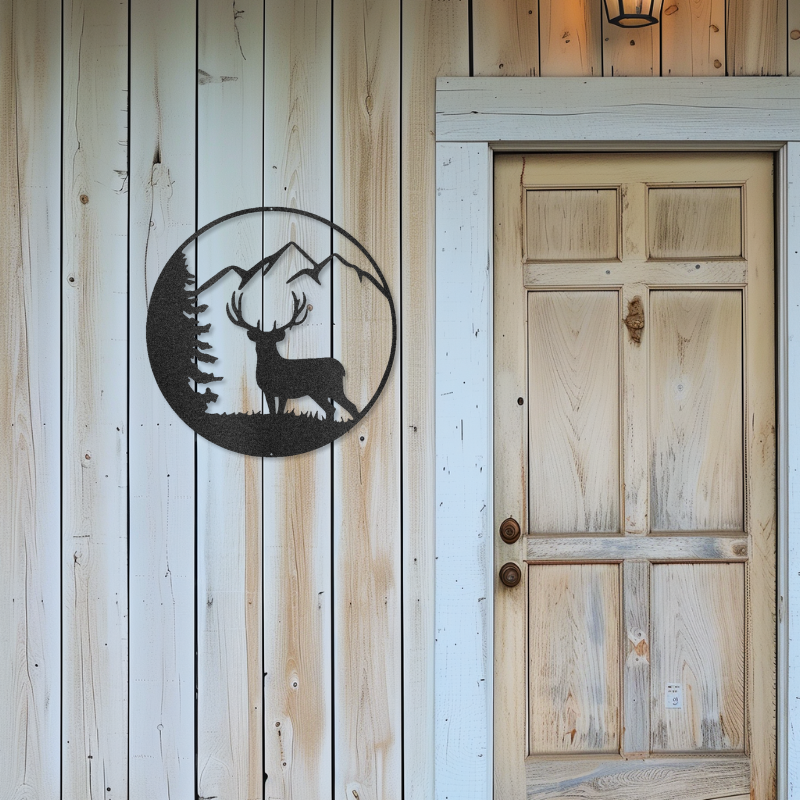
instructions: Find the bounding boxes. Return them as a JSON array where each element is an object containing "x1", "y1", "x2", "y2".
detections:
[
  {"x1": 650, "y1": 290, "x2": 743, "y2": 532},
  {"x1": 526, "y1": 188, "x2": 619, "y2": 262},
  {"x1": 651, "y1": 563, "x2": 746, "y2": 753},
  {"x1": 528, "y1": 564, "x2": 621, "y2": 754},
  {"x1": 528, "y1": 291, "x2": 620, "y2": 533}
]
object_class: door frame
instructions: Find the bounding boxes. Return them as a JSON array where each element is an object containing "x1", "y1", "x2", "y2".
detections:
[{"x1": 433, "y1": 77, "x2": 800, "y2": 800}]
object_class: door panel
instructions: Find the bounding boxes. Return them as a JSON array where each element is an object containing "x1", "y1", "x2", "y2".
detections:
[
  {"x1": 647, "y1": 186, "x2": 743, "y2": 259},
  {"x1": 649, "y1": 290, "x2": 744, "y2": 532},
  {"x1": 526, "y1": 189, "x2": 620, "y2": 261},
  {"x1": 528, "y1": 291, "x2": 620, "y2": 533},
  {"x1": 650, "y1": 563, "x2": 746, "y2": 752},
  {"x1": 528, "y1": 564, "x2": 621, "y2": 754},
  {"x1": 494, "y1": 152, "x2": 775, "y2": 800}
]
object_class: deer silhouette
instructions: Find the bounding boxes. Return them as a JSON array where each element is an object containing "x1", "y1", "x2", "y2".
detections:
[{"x1": 226, "y1": 290, "x2": 359, "y2": 422}]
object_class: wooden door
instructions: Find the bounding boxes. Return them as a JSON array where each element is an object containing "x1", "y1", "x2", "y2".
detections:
[{"x1": 494, "y1": 153, "x2": 775, "y2": 800}]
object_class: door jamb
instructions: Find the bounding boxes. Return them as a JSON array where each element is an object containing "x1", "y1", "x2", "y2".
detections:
[{"x1": 433, "y1": 77, "x2": 800, "y2": 800}]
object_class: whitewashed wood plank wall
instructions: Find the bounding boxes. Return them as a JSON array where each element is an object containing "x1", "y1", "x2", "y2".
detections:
[{"x1": 0, "y1": 0, "x2": 796, "y2": 797}]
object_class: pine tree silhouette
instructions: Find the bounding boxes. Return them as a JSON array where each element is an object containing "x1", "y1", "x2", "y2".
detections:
[{"x1": 147, "y1": 250, "x2": 222, "y2": 419}]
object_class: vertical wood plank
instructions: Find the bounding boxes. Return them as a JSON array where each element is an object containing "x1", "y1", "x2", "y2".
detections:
[
  {"x1": 333, "y1": 0, "x2": 402, "y2": 795},
  {"x1": 196, "y1": 1, "x2": 263, "y2": 797},
  {"x1": 261, "y1": 1, "x2": 333, "y2": 797},
  {"x1": 727, "y1": 0, "x2": 787, "y2": 75},
  {"x1": 602, "y1": 16, "x2": 660, "y2": 76},
  {"x1": 401, "y1": 2, "x2": 469, "y2": 798},
  {"x1": 128, "y1": 0, "x2": 196, "y2": 794},
  {"x1": 61, "y1": 0, "x2": 129, "y2": 796},
  {"x1": 0, "y1": 0, "x2": 61, "y2": 796},
  {"x1": 623, "y1": 561, "x2": 650, "y2": 755},
  {"x1": 661, "y1": 0, "x2": 726, "y2": 76},
  {"x1": 790, "y1": 0, "x2": 800, "y2": 75},
  {"x1": 786, "y1": 141, "x2": 800, "y2": 800},
  {"x1": 435, "y1": 141, "x2": 493, "y2": 800},
  {"x1": 473, "y1": 0, "x2": 539, "y2": 76},
  {"x1": 493, "y1": 153, "x2": 528, "y2": 800},
  {"x1": 742, "y1": 153, "x2": 777, "y2": 800},
  {"x1": 622, "y1": 286, "x2": 649, "y2": 534},
  {"x1": 539, "y1": 0, "x2": 602, "y2": 77}
]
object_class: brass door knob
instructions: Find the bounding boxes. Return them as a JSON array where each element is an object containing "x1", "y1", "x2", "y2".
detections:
[
  {"x1": 499, "y1": 562, "x2": 522, "y2": 587},
  {"x1": 499, "y1": 517, "x2": 521, "y2": 544}
]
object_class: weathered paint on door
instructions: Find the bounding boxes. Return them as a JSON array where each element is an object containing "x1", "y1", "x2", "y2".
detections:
[{"x1": 494, "y1": 152, "x2": 776, "y2": 799}]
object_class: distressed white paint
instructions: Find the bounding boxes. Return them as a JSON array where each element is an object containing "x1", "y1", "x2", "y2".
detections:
[
  {"x1": 128, "y1": 0, "x2": 197, "y2": 794},
  {"x1": 434, "y1": 82, "x2": 799, "y2": 800},
  {"x1": 436, "y1": 77, "x2": 800, "y2": 144},
  {"x1": 434, "y1": 141, "x2": 493, "y2": 799}
]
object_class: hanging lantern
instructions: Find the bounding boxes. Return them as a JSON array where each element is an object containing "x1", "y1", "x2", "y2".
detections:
[{"x1": 603, "y1": 0, "x2": 664, "y2": 27}]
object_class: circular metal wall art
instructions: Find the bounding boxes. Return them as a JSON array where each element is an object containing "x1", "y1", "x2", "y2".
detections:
[{"x1": 146, "y1": 207, "x2": 396, "y2": 457}]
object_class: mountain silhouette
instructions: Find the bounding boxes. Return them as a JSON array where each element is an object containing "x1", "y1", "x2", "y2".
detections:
[{"x1": 192, "y1": 240, "x2": 390, "y2": 302}]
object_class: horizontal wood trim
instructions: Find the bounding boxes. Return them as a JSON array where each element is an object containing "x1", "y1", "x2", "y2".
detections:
[
  {"x1": 524, "y1": 261, "x2": 747, "y2": 286},
  {"x1": 436, "y1": 77, "x2": 800, "y2": 143},
  {"x1": 525, "y1": 756, "x2": 750, "y2": 800},
  {"x1": 525, "y1": 535, "x2": 748, "y2": 562}
]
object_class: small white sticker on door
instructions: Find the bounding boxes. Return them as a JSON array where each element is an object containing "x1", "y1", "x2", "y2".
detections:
[{"x1": 665, "y1": 683, "x2": 683, "y2": 709}]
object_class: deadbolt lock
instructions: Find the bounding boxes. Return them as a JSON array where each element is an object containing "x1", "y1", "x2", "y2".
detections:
[{"x1": 499, "y1": 562, "x2": 522, "y2": 588}]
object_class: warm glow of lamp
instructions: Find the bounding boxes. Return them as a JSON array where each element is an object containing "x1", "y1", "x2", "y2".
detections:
[{"x1": 603, "y1": 0, "x2": 664, "y2": 27}]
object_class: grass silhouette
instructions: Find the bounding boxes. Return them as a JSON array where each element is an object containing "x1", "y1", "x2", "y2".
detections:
[{"x1": 194, "y1": 409, "x2": 356, "y2": 457}]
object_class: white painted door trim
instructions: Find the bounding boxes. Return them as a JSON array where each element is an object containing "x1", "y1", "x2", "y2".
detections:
[{"x1": 433, "y1": 78, "x2": 800, "y2": 800}]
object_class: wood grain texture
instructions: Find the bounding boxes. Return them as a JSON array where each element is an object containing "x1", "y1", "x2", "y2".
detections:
[
  {"x1": 622, "y1": 282, "x2": 649, "y2": 534},
  {"x1": 727, "y1": 0, "x2": 787, "y2": 75},
  {"x1": 333, "y1": 0, "x2": 402, "y2": 795},
  {"x1": 401, "y1": 3, "x2": 469, "y2": 798},
  {"x1": 436, "y1": 77, "x2": 800, "y2": 144},
  {"x1": 538, "y1": 0, "x2": 602, "y2": 77},
  {"x1": 650, "y1": 291, "x2": 743, "y2": 532},
  {"x1": 472, "y1": 0, "x2": 539, "y2": 76},
  {"x1": 525, "y1": 756, "x2": 750, "y2": 800},
  {"x1": 790, "y1": 0, "x2": 800, "y2": 75},
  {"x1": 526, "y1": 189, "x2": 619, "y2": 261},
  {"x1": 528, "y1": 291, "x2": 620, "y2": 533},
  {"x1": 0, "y1": 0, "x2": 61, "y2": 796},
  {"x1": 648, "y1": 187, "x2": 742, "y2": 259},
  {"x1": 526, "y1": 534, "x2": 749, "y2": 561},
  {"x1": 741, "y1": 153, "x2": 777, "y2": 800},
  {"x1": 128, "y1": 0, "x2": 196, "y2": 794},
  {"x1": 62, "y1": 0, "x2": 129, "y2": 797},
  {"x1": 528, "y1": 564, "x2": 621, "y2": 754},
  {"x1": 196, "y1": 1, "x2": 264, "y2": 797},
  {"x1": 661, "y1": 0, "x2": 726, "y2": 76},
  {"x1": 494, "y1": 155, "x2": 530, "y2": 797},
  {"x1": 261, "y1": 2, "x2": 333, "y2": 797},
  {"x1": 786, "y1": 141, "x2": 800, "y2": 800},
  {"x1": 524, "y1": 260, "x2": 748, "y2": 286},
  {"x1": 493, "y1": 153, "x2": 529, "y2": 800},
  {"x1": 651, "y1": 563, "x2": 746, "y2": 752},
  {"x1": 602, "y1": 14, "x2": 660, "y2": 76},
  {"x1": 623, "y1": 561, "x2": 650, "y2": 755}
]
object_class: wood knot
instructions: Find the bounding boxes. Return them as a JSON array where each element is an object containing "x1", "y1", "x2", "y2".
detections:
[
  {"x1": 624, "y1": 296, "x2": 645, "y2": 344},
  {"x1": 664, "y1": 4, "x2": 678, "y2": 14}
]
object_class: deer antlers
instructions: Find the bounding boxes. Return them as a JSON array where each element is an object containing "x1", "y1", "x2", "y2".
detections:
[
  {"x1": 226, "y1": 291, "x2": 261, "y2": 333},
  {"x1": 226, "y1": 290, "x2": 309, "y2": 335},
  {"x1": 271, "y1": 292, "x2": 309, "y2": 333}
]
